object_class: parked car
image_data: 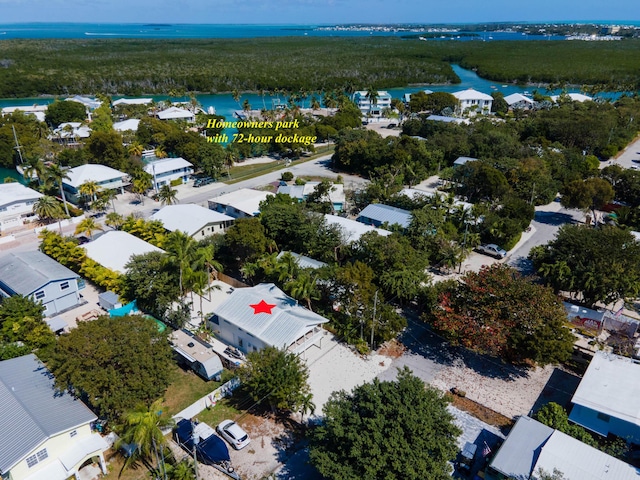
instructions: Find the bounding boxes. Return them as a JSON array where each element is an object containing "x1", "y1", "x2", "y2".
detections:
[
  {"x1": 194, "y1": 176, "x2": 214, "y2": 187},
  {"x1": 387, "y1": 123, "x2": 397, "y2": 129},
  {"x1": 77, "y1": 236, "x2": 90, "y2": 245},
  {"x1": 476, "y1": 244, "x2": 507, "y2": 259},
  {"x1": 217, "y1": 420, "x2": 250, "y2": 450}
]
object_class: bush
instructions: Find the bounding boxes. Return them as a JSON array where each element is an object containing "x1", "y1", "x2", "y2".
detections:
[
  {"x1": 281, "y1": 171, "x2": 294, "y2": 181},
  {"x1": 295, "y1": 177, "x2": 306, "y2": 185},
  {"x1": 170, "y1": 178, "x2": 183, "y2": 187}
]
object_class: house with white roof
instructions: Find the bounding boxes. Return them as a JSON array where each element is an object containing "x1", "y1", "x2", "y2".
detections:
[
  {"x1": 353, "y1": 91, "x2": 392, "y2": 118},
  {"x1": 277, "y1": 182, "x2": 345, "y2": 212},
  {"x1": 0, "y1": 251, "x2": 82, "y2": 316},
  {"x1": 156, "y1": 106, "x2": 195, "y2": 122},
  {"x1": 150, "y1": 204, "x2": 234, "y2": 237},
  {"x1": 62, "y1": 164, "x2": 129, "y2": 203},
  {"x1": 324, "y1": 214, "x2": 391, "y2": 244},
  {"x1": 208, "y1": 283, "x2": 328, "y2": 355},
  {"x1": 425, "y1": 114, "x2": 469, "y2": 125},
  {"x1": 452, "y1": 88, "x2": 493, "y2": 115},
  {"x1": 1, "y1": 105, "x2": 48, "y2": 122},
  {"x1": 0, "y1": 183, "x2": 43, "y2": 231},
  {"x1": 112, "y1": 119, "x2": 140, "y2": 132},
  {"x1": 453, "y1": 156, "x2": 478, "y2": 168},
  {"x1": 568, "y1": 351, "x2": 640, "y2": 444},
  {"x1": 398, "y1": 188, "x2": 473, "y2": 212},
  {"x1": 504, "y1": 92, "x2": 535, "y2": 109},
  {"x1": 170, "y1": 329, "x2": 224, "y2": 381},
  {"x1": 65, "y1": 96, "x2": 102, "y2": 110},
  {"x1": 51, "y1": 122, "x2": 91, "y2": 146},
  {"x1": 356, "y1": 204, "x2": 412, "y2": 229},
  {"x1": 82, "y1": 231, "x2": 164, "y2": 274},
  {"x1": 144, "y1": 157, "x2": 194, "y2": 190},
  {"x1": 486, "y1": 415, "x2": 640, "y2": 480},
  {"x1": 112, "y1": 98, "x2": 153, "y2": 106},
  {"x1": 0, "y1": 354, "x2": 108, "y2": 480},
  {"x1": 550, "y1": 93, "x2": 593, "y2": 103},
  {"x1": 208, "y1": 188, "x2": 274, "y2": 218},
  {"x1": 276, "y1": 252, "x2": 327, "y2": 270}
]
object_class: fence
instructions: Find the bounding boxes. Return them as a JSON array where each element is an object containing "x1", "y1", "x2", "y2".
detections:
[
  {"x1": 217, "y1": 272, "x2": 249, "y2": 289},
  {"x1": 173, "y1": 377, "x2": 241, "y2": 421}
]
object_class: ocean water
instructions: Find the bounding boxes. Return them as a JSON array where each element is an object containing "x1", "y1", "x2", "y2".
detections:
[{"x1": 0, "y1": 22, "x2": 570, "y2": 41}]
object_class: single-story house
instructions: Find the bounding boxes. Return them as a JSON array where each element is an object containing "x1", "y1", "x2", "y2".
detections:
[
  {"x1": 550, "y1": 93, "x2": 593, "y2": 103},
  {"x1": 156, "y1": 106, "x2": 195, "y2": 122},
  {"x1": 486, "y1": 415, "x2": 639, "y2": 480},
  {"x1": 569, "y1": 351, "x2": 640, "y2": 444},
  {"x1": 208, "y1": 188, "x2": 274, "y2": 219},
  {"x1": 82, "y1": 231, "x2": 164, "y2": 274},
  {"x1": 398, "y1": 188, "x2": 473, "y2": 211},
  {"x1": 324, "y1": 214, "x2": 391, "y2": 244},
  {"x1": 112, "y1": 119, "x2": 140, "y2": 132},
  {"x1": 1, "y1": 105, "x2": 48, "y2": 122},
  {"x1": 276, "y1": 251, "x2": 327, "y2": 270},
  {"x1": 0, "y1": 251, "x2": 82, "y2": 316},
  {"x1": 62, "y1": 164, "x2": 129, "y2": 203},
  {"x1": 65, "y1": 95, "x2": 101, "y2": 110},
  {"x1": 504, "y1": 92, "x2": 535, "y2": 109},
  {"x1": 170, "y1": 329, "x2": 224, "y2": 381},
  {"x1": 112, "y1": 98, "x2": 153, "y2": 106},
  {"x1": 425, "y1": 114, "x2": 469, "y2": 125},
  {"x1": 453, "y1": 156, "x2": 478, "y2": 168},
  {"x1": 208, "y1": 283, "x2": 328, "y2": 355},
  {"x1": 353, "y1": 91, "x2": 392, "y2": 117},
  {"x1": 144, "y1": 157, "x2": 194, "y2": 191},
  {"x1": 150, "y1": 204, "x2": 234, "y2": 237},
  {"x1": 51, "y1": 123, "x2": 91, "y2": 146},
  {"x1": 452, "y1": 88, "x2": 493, "y2": 115},
  {"x1": 0, "y1": 354, "x2": 108, "y2": 480},
  {"x1": 0, "y1": 183, "x2": 43, "y2": 231},
  {"x1": 356, "y1": 204, "x2": 412, "y2": 229},
  {"x1": 277, "y1": 182, "x2": 345, "y2": 212}
]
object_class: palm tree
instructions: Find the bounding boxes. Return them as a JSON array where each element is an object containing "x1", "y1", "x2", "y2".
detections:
[
  {"x1": 157, "y1": 184, "x2": 178, "y2": 205},
  {"x1": 100, "y1": 188, "x2": 118, "y2": 213},
  {"x1": 166, "y1": 459, "x2": 195, "y2": 480},
  {"x1": 105, "y1": 212, "x2": 124, "y2": 230},
  {"x1": 79, "y1": 180, "x2": 100, "y2": 203},
  {"x1": 297, "y1": 392, "x2": 316, "y2": 424},
  {"x1": 116, "y1": 399, "x2": 174, "y2": 474},
  {"x1": 22, "y1": 156, "x2": 45, "y2": 185},
  {"x1": 231, "y1": 88, "x2": 241, "y2": 108},
  {"x1": 43, "y1": 163, "x2": 71, "y2": 217},
  {"x1": 164, "y1": 231, "x2": 198, "y2": 296},
  {"x1": 310, "y1": 96, "x2": 321, "y2": 112},
  {"x1": 74, "y1": 217, "x2": 104, "y2": 240},
  {"x1": 32, "y1": 196, "x2": 65, "y2": 233},
  {"x1": 132, "y1": 177, "x2": 151, "y2": 204},
  {"x1": 287, "y1": 272, "x2": 319, "y2": 311},
  {"x1": 365, "y1": 87, "x2": 379, "y2": 110},
  {"x1": 242, "y1": 99, "x2": 251, "y2": 114},
  {"x1": 154, "y1": 145, "x2": 168, "y2": 159},
  {"x1": 128, "y1": 141, "x2": 144, "y2": 158}
]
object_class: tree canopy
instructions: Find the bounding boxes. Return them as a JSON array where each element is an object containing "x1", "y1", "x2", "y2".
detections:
[
  {"x1": 0, "y1": 295, "x2": 55, "y2": 357},
  {"x1": 46, "y1": 315, "x2": 173, "y2": 420},
  {"x1": 308, "y1": 367, "x2": 460, "y2": 480},
  {"x1": 45, "y1": 100, "x2": 87, "y2": 127},
  {"x1": 426, "y1": 264, "x2": 574, "y2": 365}
]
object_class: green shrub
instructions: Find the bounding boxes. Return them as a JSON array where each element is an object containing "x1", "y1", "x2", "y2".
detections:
[
  {"x1": 281, "y1": 171, "x2": 294, "y2": 182},
  {"x1": 170, "y1": 178, "x2": 183, "y2": 187}
]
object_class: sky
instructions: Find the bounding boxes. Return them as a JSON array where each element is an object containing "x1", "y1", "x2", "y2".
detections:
[{"x1": 1, "y1": 0, "x2": 638, "y2": 25}]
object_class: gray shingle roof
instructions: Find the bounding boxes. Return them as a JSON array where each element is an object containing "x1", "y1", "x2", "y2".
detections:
[
  {"x1": 214, "y1": 283, "x2": 328, "y2": 349},
  {"x1": 0, "y1": 354, "x2": 97, "y2": 473},
  {"x1": 0, "y1": 251, "x2": 78, "y2": 296}
]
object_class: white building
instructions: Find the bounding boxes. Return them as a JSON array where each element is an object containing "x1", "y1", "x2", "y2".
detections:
[
  {"x1": 156, "y1": 106, "x2": 195, "y2": 122},
  {"x1": 112, "y1": 119, "x2": 140, "y2": 132},
  {"x1": 51, "y1": 122, "x2": 91, "y2": 146},
  {"x1": 82, "y1": 231, "x2": 164, "y2": 274},
  {"x1": 324, "y1": 214, "x2": 391, "y2": 243},
  {"x1": 144, "y1": 157, "x2": 194, "y2": 190},
  {"x1": 452, "y1": 88, "x2": 493, "y2": 115},
  {"x1": 504, "y1": 92, "x2": 535, "y2": 109},
  {"x1": 62, "y1": 164, "x2": 129, "y2": 203},
  {"x1": 150, "y1": 204, "x2": 234, "y2": 237},
  {"x1": 208, "y1": 188, "x2": 274, "y2": 218},
  {"x1": 550, "y1": 93, "x2": 593, "y2": 103},
  {"x1": 65, "y1": 96, "x2": 102, "y2": 110},
  {"x1": 1, "y1": 105, "x2": 48, "y2": 122},
  {"x1": 112, "y1": 98, "x2": 153, "y2": 106},
  {"x1": 0, "y1": 183, "x2": 43, "y2": 231},
  {"x1": 353, "y1": 91, "x2": 392, "y2": 117},
  {"x1": 208, "y1": 283, "x2": 328, "y2": 355},
  {"x1": 277, "y1": 182, "x2": 345, "y2": 212}
]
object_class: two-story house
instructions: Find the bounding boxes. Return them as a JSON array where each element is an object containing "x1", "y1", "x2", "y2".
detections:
[
  {"x1": 0, "y1": 251, "x2": 82, "y2": 316},
  {"x1": 0, "y1": 354, "x2": 108, "y2": 480},
  {"x1": 0, "y1": 183, "x2": 42, "y2": 232},
  {"x1": 62, "y1": 164, "x2": 129, "y2": 204},
  {"x1": 144, "y1": 157, "x2": 194, "y2": 191}
]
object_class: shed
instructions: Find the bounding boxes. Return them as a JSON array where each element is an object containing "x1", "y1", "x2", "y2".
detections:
[
  {"x1": 98, "y1": 291, "x2": 122, "y2": 311},
  {"x1": 171, "y1": 329, "x2": 224, "y2": 381}
]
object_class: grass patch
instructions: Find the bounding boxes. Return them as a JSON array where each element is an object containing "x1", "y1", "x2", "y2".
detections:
[
  {"x1": 193, "y1": 396, "x2": 244, "y2": 426},
  {"x1": 446, "y1": 392, "x2": 514, "y2": 430},
  {"x1": 162, "y1": 364, "x2": 222, "y2": 416}
]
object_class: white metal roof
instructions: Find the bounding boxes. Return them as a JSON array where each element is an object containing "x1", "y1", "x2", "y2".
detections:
[
  {"x1": 65, "y1": 96, "x2": 101, "y2": 109},
  {"x1": 213, "y1": 283, "x2": 328, "y2": 350},
  {"x1": 570, "y1": 351, "x2": 640, "y2": 427},
  {"x1": 156, "y1": 106, "x2": 194, "y2": 120},
  {"x1": 143, "y1": 157, "x2": 193, "y2": 176},
  {"x1": 533, "y1": 430, "x2": 640, "y2": 480},
  {"x1": 504, "y1": 93, "x2": 535, "y2": 105},
  {"x1": 452, "y1": 88, "x2": 493, "y2": 101},
  {"x1": 112, "y1": 98, "x2": 153, "y2": 106},
  {"x1": 2, "y1": 105, "x2": 48, "y2": 114},
  {"x1": 82, "y1": 231, "x2": 164, "y2": 274},
  {"x1": 357, "y1": 204, "x2": 412, "y2": 228},
  {"x1": 550, "y1": 93, "x2": 593, "y2": 103},
  {"x1": 0, "y1": 183, "x2": 42, "y2": 208},
  {"x1": 63, "y1": 164, "x2": 127, "y2": 189},
  {"x1": 150, "y1": 204, "x2": 234, "y2": 236},
  {"x1": 208, "y1": 188, "x2": 274, "y2": 217},
  {"x1": 113, "y1": 119, "x2": 140, "y2": 132},
  {"x1": 324, "y1": 214, "x2": 391, "y2": 243}
]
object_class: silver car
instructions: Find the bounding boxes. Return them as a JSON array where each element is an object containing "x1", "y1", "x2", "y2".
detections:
[
  {"x1": 217, "y1": 420, "x2": 251, "y2": 450},
  {"x1": 477, "y1": 244, "x2": 507, "y2": 259}
]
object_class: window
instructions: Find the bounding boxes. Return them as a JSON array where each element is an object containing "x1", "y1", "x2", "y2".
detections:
[
  {"x1": 70, "y1": 430, "x2": 77, "y2": 438},
  {"x1": 238, "y1": 338, "x2": 244, "y2": 347},
  {"x1": 26, "y1": 455, "x2": 38, "y2": 468},
  {"x1": 36, "y1": 449, "x2": 48, "y2": 461},
  {"x1": 26, "y1": 449, "x2": 48, "y2": 468},
  {"x1": 210, "y1": 315, "x2": 219, "y2": 325},
  {"x1": 35, "y1": 291, "x2": 45, "y2": 300},
  {"x1": 597, "y1": 412, "x2": 611, "y2": 422},
  {"x1": 60, "y1": 281, "x2": 70, "y2": 291}
]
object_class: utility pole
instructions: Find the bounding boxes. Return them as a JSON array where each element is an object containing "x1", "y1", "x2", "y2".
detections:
[
  {"x1": 370, "y1": 290, "x2": 378, "y2": 350},
  {"x1": 191, "y1": 422, "x2": 200, "y2": 480}
]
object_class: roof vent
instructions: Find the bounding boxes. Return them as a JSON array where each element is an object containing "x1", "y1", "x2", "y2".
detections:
[{"x1": 187, "y1": 342, "x2": 195, "y2": 348}]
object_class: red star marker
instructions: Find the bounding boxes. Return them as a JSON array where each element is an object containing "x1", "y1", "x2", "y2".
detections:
[{"x1": 249, "y1": 299, "x2": 277, "y2": 314}]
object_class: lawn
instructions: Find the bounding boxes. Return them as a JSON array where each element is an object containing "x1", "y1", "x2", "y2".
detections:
[
  {"x1": 162, "y1": 364, "x2": 222, "y2": 417},
  {"x1": 194, "y1": 396, "x2": 244, "y2": 427}
]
